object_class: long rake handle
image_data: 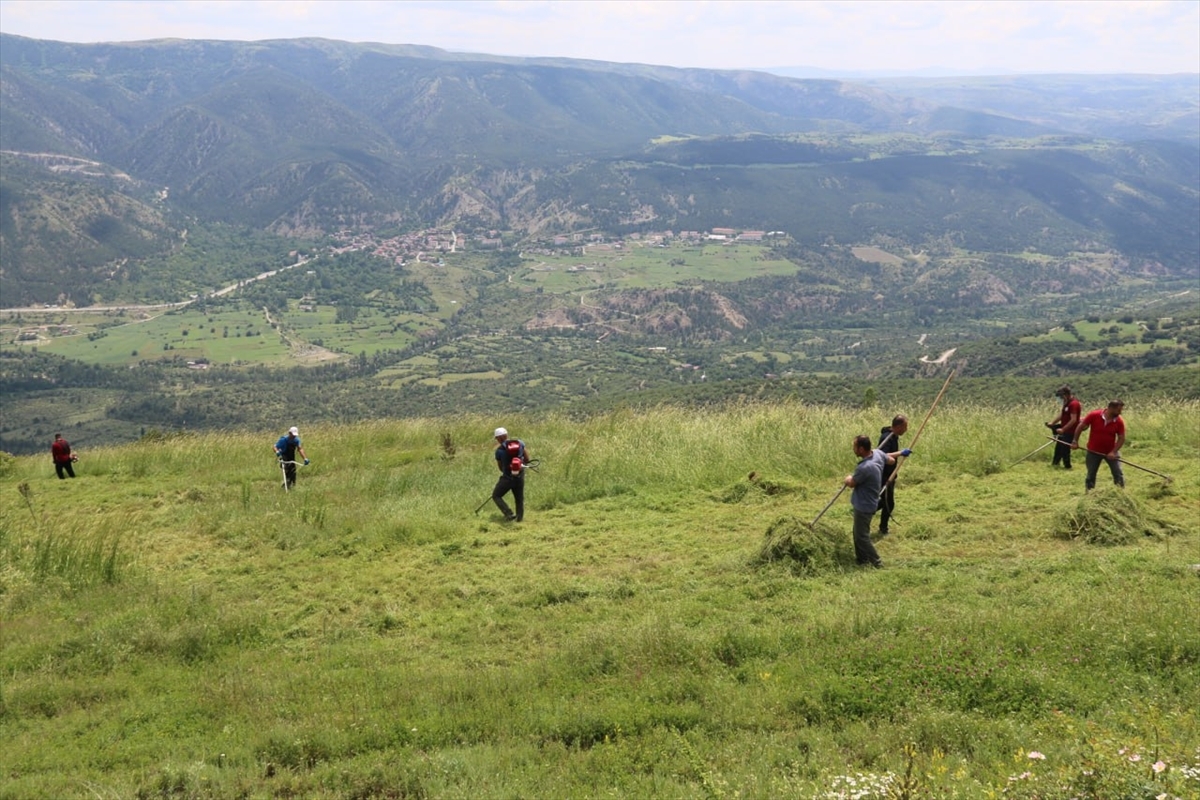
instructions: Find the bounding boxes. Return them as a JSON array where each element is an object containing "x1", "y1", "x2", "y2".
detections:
[
  {"x1": 813, "y1": 430, "x2": 897, "y2": 528},
  {"x1": 809, "y1": 485, "x2": 847, "y2": 528},
  {"x1": 1118, "y1": 457, "x2": 1173, "y2": 481},
  {"x1": 883, "y1": 368, "x2": 956, "y2": 491},
  {"x1": 1042, "y1": 435, "x2": 1174, "y2": 482}
]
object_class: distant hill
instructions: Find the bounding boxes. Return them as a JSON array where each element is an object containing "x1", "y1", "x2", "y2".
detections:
[
  {"x1": 865, "y1": 74, "x2": 1200, "y2": 144},
  {"x1": 1, "y1": 33, "x2": 1198, "y2": 306}
]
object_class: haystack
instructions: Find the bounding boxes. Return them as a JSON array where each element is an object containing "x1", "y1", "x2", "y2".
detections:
[
  {"x1": 1053, "y1": 487, "x2": 1159, "y2": 545},
  {"x1": 756, "y1": 515, "x2": 856, "y2": 575}
]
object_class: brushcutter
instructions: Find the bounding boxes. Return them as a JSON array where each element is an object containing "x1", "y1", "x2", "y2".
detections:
[
  {"x1": 278, "y1": 459, "x2": 307, "y2": 492},
  {"x1": 473, "y1": 458, "x2": 543, "y2": 514}
]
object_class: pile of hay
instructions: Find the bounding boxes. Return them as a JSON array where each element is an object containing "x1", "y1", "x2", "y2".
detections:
[
  {"x1": 755, "y1": 515, "x2": 856, "y2": 575},
  {"x1": 717, "y1": 472, "x2": 803, "y2": 504},
  {"x1": 1052, "y1": 487, "x2": 1179, "y2": 545}
]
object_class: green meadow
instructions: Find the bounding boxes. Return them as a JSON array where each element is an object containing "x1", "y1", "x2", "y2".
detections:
[
  {"x1": 518, "y1": 242, "x2": 798, "y2": 293},
  {"x1": 4, "y1": 307, "x2": 291, "y2": 366},
  {"x1": 2, "y1": 398, "x2": 1198, "y2": 799},
  {"x1": 279, "y1": 303, "x2": 420, "y2": 358}
]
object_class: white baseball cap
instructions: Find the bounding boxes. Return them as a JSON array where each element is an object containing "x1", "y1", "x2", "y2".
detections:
[
  {"x1": 494, "y1": 427, "x2": 507, "y2": 438},
  {"x1": 289, "y1": 426, "x2": 299, "y2": 435}
]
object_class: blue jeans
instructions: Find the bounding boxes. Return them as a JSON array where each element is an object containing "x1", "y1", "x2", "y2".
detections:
[{"x1": 1084, "y1": 450, "x2": 1124, "y2": 490}]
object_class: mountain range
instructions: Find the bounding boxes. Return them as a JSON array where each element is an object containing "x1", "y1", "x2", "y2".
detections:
[
  {"x1": 0, "y1": 34, "x2": 1197, "y2": 308},
  {"x1": 1, "y1": 35, "x2": 1198, "y2": 454}
]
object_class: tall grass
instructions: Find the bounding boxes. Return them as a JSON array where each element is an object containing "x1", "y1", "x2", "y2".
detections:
[{"x1": 1, "y1": 398, "x2": 1197, "y2": 798}]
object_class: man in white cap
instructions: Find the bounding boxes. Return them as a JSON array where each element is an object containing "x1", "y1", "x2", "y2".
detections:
[
  {"x1": 274, "y1": 425, "x2": 309, "y2": 489},
  {"x1": 491, "y1": 426, "x2": 528, "y2": 522}
]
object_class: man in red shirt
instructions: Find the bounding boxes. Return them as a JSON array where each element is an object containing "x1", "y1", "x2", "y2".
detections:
[
  {"x1": 51, "y1": 433, "x2": 76, "y2": 479},
  {"x1": 1071, "y1": 400, "x2": 1125, "y2": 491},
  {"x1": 1046, "y1": 385, "x2": 1081, "y2": 469}
]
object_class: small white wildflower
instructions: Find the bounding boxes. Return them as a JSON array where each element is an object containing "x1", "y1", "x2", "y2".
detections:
[
  {"x1": 1129, "y1": 753, "x2": 1142, "y2": 763},
  {"x1": 1028, "y1": 751, "x2": 1046, "y2": 760},
  {"x1": 1153, "y1": 761, "x2": 1167, "y2": 774}
]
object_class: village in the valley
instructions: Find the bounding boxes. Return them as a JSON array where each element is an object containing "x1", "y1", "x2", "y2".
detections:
[{"x1": 330, "y1": 226, "x2": 786, "y2": 266}]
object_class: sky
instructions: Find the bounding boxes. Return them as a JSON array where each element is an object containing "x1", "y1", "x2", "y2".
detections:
[{"x1": 0, "y1": 0, "x2": 1198, "y2": 76}]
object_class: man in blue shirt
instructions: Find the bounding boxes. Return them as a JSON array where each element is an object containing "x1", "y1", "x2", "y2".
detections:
[
  {"x1": 844, "y1": 435, "x2": 907, "y2": 568},
  {"x1": 274, "y1": 426, "x2": 309, "y2": 489}
]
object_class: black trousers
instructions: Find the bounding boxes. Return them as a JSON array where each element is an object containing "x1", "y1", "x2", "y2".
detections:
[
  {"x1": 492, "y1": 473, "x2": 524, "y2": 520},
  {"x1": 1051, "y1": 429, "x2": 1073, "y2": 468},
  {"x1": 55, "y1": 461, "x2": 76, "y2": 479},
  {"x1": 878, "y1": 470, "x2": 895, "y2": 532}
]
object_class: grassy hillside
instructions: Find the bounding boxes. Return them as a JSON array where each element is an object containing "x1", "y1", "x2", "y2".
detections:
[{"x1": 3, "y1": 398, "x2": 1198, "y2": 798}]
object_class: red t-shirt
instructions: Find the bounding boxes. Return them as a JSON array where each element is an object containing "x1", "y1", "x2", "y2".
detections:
[
  {"x1": 51, "y1": 439, "x2": 72, "y2": 463},
  {"x1": 1059, "y1": 398, "x2": 1082, "y2": 434},
  {"x1": 1078, "y1": 409, "x2": 1124, "y2": 454}
]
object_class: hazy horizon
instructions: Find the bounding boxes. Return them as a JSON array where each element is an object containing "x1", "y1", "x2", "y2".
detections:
[{"x1": 1, "y1": 0, "x2": 1197, "y2": 77}]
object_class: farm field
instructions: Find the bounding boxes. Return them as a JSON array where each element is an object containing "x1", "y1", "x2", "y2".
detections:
[
  {"x1": 2, "y1": 306, "x2": 289, "y2": 366},
  {"x1": 3, "y1": 397, "x2": 1198, "y2": 799},
  {"x1": 517, "y1": 242, "x2": 799, "y2": 294}
]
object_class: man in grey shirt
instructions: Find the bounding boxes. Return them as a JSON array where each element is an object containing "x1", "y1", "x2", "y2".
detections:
[{"x1": 844, "y1": 435, "x2": 908, "y2": 568}]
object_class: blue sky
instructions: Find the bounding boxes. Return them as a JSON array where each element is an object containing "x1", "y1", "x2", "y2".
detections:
[{"x1": 1, "y1": 0, "x2": 1197, "y2": 75}]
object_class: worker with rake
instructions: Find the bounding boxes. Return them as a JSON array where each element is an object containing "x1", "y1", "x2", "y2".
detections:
[
  {"x1": 876, "y1": 414, "x2": 908, "y2": 538},
  {"x1": 1072, "y1": 399, "x2": 1126, "y2": 491},
  {"x1": 845, "y1": 435, "x2": 910, "y2": 568}
]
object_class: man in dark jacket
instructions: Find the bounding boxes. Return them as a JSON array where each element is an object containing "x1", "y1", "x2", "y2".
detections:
[
  {"x1": 491, "y1": 427, "x2": 528, "y2": 522},
  {"x1": 876, "y1": 414, "x2": 908, "y2": 538}
]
